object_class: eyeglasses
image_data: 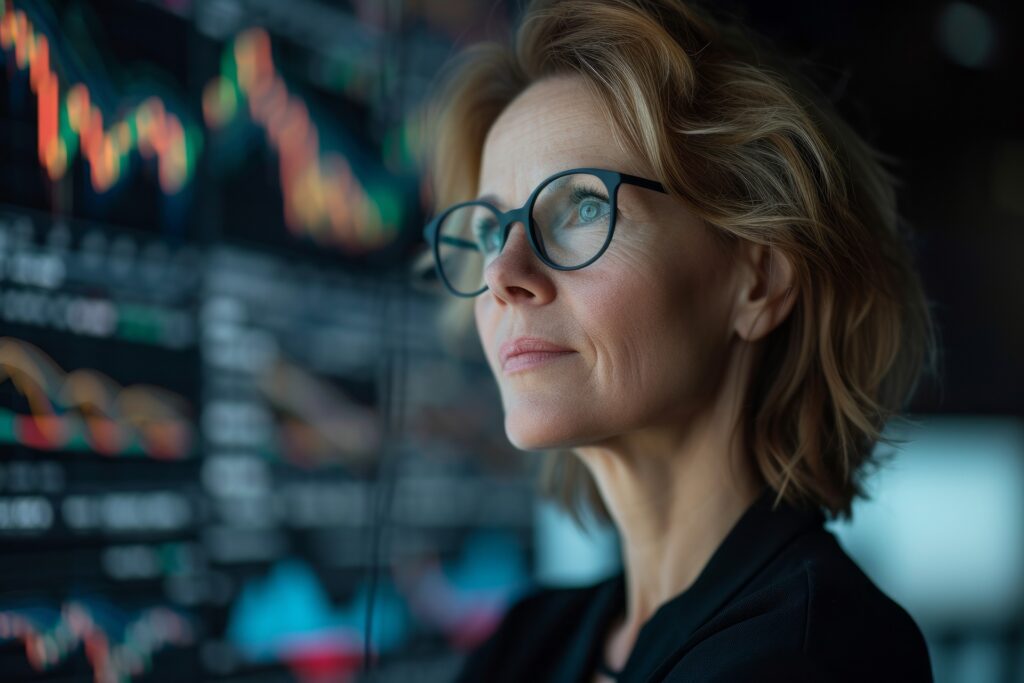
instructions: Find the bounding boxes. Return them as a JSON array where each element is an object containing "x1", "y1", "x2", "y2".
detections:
[{"x1": 422, "y1": 167, "x2": 668, "y2": 297}]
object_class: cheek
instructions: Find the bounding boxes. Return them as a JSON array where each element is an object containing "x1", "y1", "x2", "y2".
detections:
[
  {"x1": 576, "y1": 257, "x2": 670, "y2": 384},
  {"x1": 582, "y1": 247, "x2": 730, "y2": 397},
  {"x1": 474, "y1": 297, "x2": 500, "y2": 370},
  {"x1": 473, "y1": 297, "x2": 484, "y2": 330},
  {"x1": 473, "y1": 297, "x2": 490, "y2": 346}
]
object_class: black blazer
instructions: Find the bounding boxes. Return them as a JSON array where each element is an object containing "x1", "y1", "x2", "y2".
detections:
[{"x1": 453, "y1": 486, "x2": 933, "y2": 682}]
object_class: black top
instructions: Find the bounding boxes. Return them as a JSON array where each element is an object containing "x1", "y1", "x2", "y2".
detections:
[{"x1": 453, "y1": 486, "x2": 933, "y2": 682}]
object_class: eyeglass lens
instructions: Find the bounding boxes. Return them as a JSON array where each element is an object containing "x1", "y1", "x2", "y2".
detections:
[{"x1": 436, "y1": 172, "x2": 613, "y2": 295}]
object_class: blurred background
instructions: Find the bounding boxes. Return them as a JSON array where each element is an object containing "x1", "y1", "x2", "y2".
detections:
[{"x1": 0, "y1": 0, "x2": 1020, "y2": 682}]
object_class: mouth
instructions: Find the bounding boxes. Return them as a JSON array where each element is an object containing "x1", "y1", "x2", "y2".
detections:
[
  {"x1": 499, "y1": 336, "x2": 575, "y2": 372},
  {"x1": 502, "y1": 350, "x2": 576, "y2": 375}
]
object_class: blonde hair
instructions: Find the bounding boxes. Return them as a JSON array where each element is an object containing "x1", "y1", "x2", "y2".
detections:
[{"x1": 412, "y1": 0, "x2": 940, "y2": 527}]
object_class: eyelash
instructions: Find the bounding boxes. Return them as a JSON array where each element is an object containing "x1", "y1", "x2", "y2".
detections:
[{"x1": 570, "y1": 187, "x2": 609, "y2": 203}]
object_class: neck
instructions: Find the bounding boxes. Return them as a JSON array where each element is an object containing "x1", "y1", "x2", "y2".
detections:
[{"x1": 573, "y1": 348, "x2": 764, "y2": 672}]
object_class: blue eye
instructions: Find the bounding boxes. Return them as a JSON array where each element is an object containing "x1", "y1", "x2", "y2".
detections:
[
  {"x1": 570, "y1": 187, "x2": 610, "y2": 224},
  {"x1": 474, "y1": 219, "x2": 501, "y2": 252},
  {"x1": 579, "y1": 199, "x2": 602, "y2": 222}
]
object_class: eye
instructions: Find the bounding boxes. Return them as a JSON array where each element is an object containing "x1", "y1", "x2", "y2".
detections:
[
  {"x1": 570, "y1": 187, "x2": 611, "y2": 224},
  {"x1": 579, "y1": 199, "x2": 602, "y2": 222},
  {"x1": 474, "y1": 218, "x2": 501, "y2": 252}
]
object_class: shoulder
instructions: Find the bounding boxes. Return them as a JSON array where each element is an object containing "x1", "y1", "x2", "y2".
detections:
[
  {"x1": 486, "y1": 579, "x2": 603, "y2": 635},
  {"x1": 452, "y1": 580, "x2": 604, "y2": 683},
  {"x1": 665, "y1": 528, "x2": 933, "y2": 682}
]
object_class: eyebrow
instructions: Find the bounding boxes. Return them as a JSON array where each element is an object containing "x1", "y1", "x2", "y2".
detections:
[
  {"x1": 475, "y1": 193, "x2": 507, "y2": 210},
  {"x1": 474, "y1": 173, "x2": 594, "y2": 209}
]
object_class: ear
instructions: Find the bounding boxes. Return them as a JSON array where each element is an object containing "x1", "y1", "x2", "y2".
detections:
[{"x1": 732, "y1": 241, "x2": 798, "y2": 342}]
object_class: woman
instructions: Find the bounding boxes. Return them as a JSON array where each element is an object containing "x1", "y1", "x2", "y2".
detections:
[{"x1": 416, "y1": 0, "x2": 939, "y2": 681}]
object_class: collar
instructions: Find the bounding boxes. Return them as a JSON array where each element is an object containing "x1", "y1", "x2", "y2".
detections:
[{"x1": 606, "y1": 486, "x2": 825, "y2": 683}]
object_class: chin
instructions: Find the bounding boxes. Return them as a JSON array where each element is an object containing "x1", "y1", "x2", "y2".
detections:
[{"x1": 504, "y1": 412, "x2": 584, "y2": 452}]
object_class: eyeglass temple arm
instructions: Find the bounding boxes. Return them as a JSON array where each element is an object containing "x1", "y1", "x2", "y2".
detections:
[
  {"x1": 619, "y1": 173, "x2": 668, "y2": 194},
  {"x1": 422, "y1": 223, "x2": 480, "y2": 251}
]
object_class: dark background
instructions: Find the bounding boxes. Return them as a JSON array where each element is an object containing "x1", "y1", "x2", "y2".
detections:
[{"x1": 0, "y1": 1, "x2": 1021, "y2": 682}]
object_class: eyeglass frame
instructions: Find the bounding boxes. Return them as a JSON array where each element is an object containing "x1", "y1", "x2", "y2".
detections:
[{"x1": 422, "y1": 167, "x2": 669, "y2": 298}]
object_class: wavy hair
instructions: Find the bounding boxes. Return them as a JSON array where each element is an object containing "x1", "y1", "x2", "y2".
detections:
[{"x1": 412, "y1": 0, "x2": 940, "y2": 527}]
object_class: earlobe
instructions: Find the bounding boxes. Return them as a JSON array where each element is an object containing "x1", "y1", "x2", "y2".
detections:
[{"x1": 732, "y1": 242, "x2": 798, "y2": 342}]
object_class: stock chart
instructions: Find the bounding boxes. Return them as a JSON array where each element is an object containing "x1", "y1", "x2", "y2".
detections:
[{"x1": 0, "y1": 1, "x2": 537, "y2": 681}]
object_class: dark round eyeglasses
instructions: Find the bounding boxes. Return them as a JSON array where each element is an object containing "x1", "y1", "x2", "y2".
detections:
[{"x1": 422, "y1": 167, "x2": 668, "y2": 297}]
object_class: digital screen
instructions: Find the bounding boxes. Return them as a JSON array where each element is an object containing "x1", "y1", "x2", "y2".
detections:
[{"x1": 0, "y1": 1, "x2": 535, "y2": 681}]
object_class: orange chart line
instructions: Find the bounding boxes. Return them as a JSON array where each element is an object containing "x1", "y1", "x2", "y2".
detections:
[
  {"x1": 203, "y1": 27, "x2": 400, "y2": 252},
  {"x1": 0, "y1": 337, "x2": 194, "y2": 458},
  {"x1": 0, "y1": 0, "x2": 199, "y2": 194},
  {"x1": 0, "y1": 602, "x2": 193, "y2": 683}
]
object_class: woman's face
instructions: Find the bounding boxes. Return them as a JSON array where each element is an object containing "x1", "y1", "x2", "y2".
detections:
[{"x1": 473, "y1": 74, "x2": 741, "y2": 452}]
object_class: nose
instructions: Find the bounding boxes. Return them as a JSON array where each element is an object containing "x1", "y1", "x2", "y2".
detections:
[{"x1": 481, "y1": 219, "x2": 556, "y2": 304}]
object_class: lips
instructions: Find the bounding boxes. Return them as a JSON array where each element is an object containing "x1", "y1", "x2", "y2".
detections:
[{"x1": 499, "y1": 336, "x2": 574, "y2": 371}]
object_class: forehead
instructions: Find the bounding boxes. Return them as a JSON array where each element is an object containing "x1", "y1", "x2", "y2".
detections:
[{"x1": 477, "y1": 75, "x2": 640, "y2": 204}]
